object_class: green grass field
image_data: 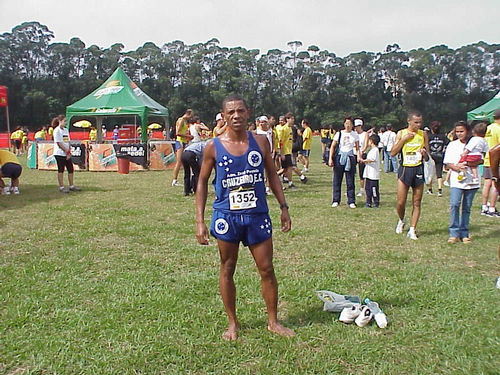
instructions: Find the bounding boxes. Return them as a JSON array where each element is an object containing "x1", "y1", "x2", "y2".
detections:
[{"x1": 1, "y1": 139, "x2": 499, "y2": 375}]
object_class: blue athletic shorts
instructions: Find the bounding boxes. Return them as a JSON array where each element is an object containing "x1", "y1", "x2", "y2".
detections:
[
  {"x1": 174, "y1": 141, "x2": 188, "y2": 152},
  {"x1": 210, "y1": 210, "x2": 273, "y2": 246}
]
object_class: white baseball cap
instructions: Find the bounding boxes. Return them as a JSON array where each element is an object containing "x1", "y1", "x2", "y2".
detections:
[
  {"x1": 215, "y1": 113, "x2": 223, "y2": 121},
  {"x1": 258, "y1": 115, "x2": 269, "y2": 122},
  {"x1": 354, "y1": 119, "x2": 363, "y2": 126}
]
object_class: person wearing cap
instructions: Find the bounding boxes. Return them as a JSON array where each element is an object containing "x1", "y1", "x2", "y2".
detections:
[
  {"x1": 480, "y1": 108, "x2": 500, "y2": 217},
  {"x1": 354, "y1": 118, "x2": 369, "y2": 197},
  {"x1": 391, "y1": 110, "x2": 429, "y2": 240},
  {"x1": 212, "y1": 113, "x2": 227, "y2": 137},
  {"x1": 0, "y1": 150, "x2": 22, "y2": 195}
]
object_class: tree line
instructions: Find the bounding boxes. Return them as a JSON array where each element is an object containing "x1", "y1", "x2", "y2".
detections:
[{"x1": 0, "y1": 21, "x2": 498, "y2": 132}]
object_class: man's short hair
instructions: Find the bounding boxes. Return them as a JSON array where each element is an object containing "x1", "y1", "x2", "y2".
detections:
[
  {"x1": 407, "y1": 110, "x2": 422, "y2": 120},
  {"x1": 285, "y1": 112, "x2": 294, "y2": 120},
  {"x1": 185, "y1": 109, "x2": 194, "y2": 116},
  {"x1": 222, "y1": 94, "x2": 248, "y2": 110},
  {"x1": 386, "y1": 124, "x2": 392, "y2": 131}
]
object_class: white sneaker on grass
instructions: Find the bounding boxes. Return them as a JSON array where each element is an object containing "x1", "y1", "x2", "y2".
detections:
[
  {"x1": 349, "y1": 203, "x2": 357, "y2": 209},
  {"x1": 339, "y1": 304, "x2": 362, "y2": 324},
  {"x1": 331, "y1": 202, "x2": 339, "y2": 208},
  {"x1": 395, "y1": 218, "x2": 406, "y2": 234},
  {"x1": 12, "y1": 187, "x2": 20, "y2": 194},
  {"x1": 2, "y1": 186, "x2": 11, "y2": 195},
  {"x1": 355, "y1": 306, "x2": 373, "y2": 327},
  {"x1": 171, "y1": 179, "x2": 181, "y2": 187},
  {"x1": 407, "y1": 228, "x2": 418, "y2": 240}
]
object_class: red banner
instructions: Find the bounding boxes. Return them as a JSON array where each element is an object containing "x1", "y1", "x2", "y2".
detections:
[{"x1": 0, "y1": 85, "x2": 7, "y2": 107}]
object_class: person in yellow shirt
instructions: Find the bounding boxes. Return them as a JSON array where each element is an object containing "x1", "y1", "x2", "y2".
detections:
[
  {"x1": 10, "y1": 127, "x2": 23, "y2": 155},
  {"x1": 0, "y1": 150, "x2": 22, "y2": 195},
  {"x1": 274, "y1": 116, "x2": 285, "y2": 170},
  {"x1": 391, "y1": 110, "x2": 430, "y2": 240},
  {"x1": 34, "y1": 126, "x2": 47, "y2": 141},
  {"x1": 299, "y1": 119, "x2": 312, "y2": 172},
  {"x1": 89, "y1": 126, "x2": 98, "y2": 142},
  {"x1": 171, "y1": 109, "x2": 194, "y2": 186},
  {"x1": 481, "y1": 109, "x2": 500, "y2": 217}
]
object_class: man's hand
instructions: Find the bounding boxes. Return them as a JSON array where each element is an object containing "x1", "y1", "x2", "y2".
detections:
[
  {"x1": 403, "y1": 131, "x2": 416, "y2": 141},
  {"x1": 196, "y1": 222, "x2": 210, "y2": 245},
  {"x1": 280, "y1": 209, "x2": 291, "y2": 232}
]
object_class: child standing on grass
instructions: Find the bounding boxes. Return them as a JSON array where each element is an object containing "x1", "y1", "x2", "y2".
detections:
[
  {"x1": 362, "y1": 134, "x2": 381, "y2": 207},
  {"x1": 458, "y1": 122, "x2": 489, "y2": 184}
]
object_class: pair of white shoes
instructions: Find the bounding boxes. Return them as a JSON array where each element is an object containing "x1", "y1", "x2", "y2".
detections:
[
  {"x1": 2, "y1": 186, "x2": 19, "y2": 195},
  {"x1": 339, "y1": 304, "x2": 373, "y2": 327}
]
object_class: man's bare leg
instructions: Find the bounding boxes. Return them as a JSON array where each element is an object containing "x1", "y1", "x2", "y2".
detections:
[
  {"x1": 217, "y1": 239, "x2": 240, "y2": 340},
  {"x1": 172, "y1": 147, "x2": 183, "y2": 181},
  {"x1": 249, "y1": 238, "x2": 295, "y2": 337},
  {"x1": 396, "y1": 179, "x2": 410, "y2": 220},
  {"x1": 410, "y1": 184, "x2": 424, "y2": 229}
]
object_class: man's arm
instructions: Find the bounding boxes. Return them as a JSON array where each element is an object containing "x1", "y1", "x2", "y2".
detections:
[
  {"x1": 195, "y1": 141, "x2": 215, "y2": 244},
  {"x1": 391, "y1": 130, "x2": 412, "y2": 157},
  {"x1": 256, "y1": 135, "x2": 291, "y2": 232}
]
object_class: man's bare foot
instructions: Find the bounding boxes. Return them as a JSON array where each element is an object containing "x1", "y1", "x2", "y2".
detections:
[
  {"x1": 267, "y1": 322, "x2": 295, "y2": 337},
  {"x1": 222, "y1": 323, "x2": 239, "y2": 341}
]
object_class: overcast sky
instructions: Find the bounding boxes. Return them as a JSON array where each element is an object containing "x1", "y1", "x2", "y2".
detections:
[{"x1": 1, "y1": 0, "x2": 498, "y2": 57}]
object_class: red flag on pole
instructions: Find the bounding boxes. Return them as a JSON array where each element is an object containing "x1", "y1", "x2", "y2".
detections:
[{"x1": 0, "y1": 85, "x2": 7, "y2": 107}]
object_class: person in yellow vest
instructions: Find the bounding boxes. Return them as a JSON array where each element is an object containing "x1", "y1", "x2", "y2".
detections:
[
  {"x1": 0, "y1": 150, "x2": 22, "y2": 195},
  {"x1": 480, "y1": 109, "x2": 500, "y2": 217},
  {"x1": 299, "y1": 119, "x2": 312, "y2": 172},
  {"x1": 21, "y1": 127, "x2": 29, "y2": 153},
  {"x1": 48, "y1": 125, "x2": 54, "y2": 140},
  {"x1": 34, "y1": 126, "x2": 47, "y2": 141},
  {"x1": 89, "y1": 126, "x2": 98, "y2": 142},
  {"x1": 10, "y1": 127, "x2": 23, "y2": 155},
  {"x1": 171, "y1": 109, "x2": 194, "y2": 186},
  {"x1": 391, "y1": 110, "x2": 430, "y2": 240}
]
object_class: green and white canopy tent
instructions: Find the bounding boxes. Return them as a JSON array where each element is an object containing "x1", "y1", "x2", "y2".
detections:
[
  {"x1": 66, "y1": 67, "x2": 169, "y2": 143},
  {"x1": 467, "y1": 91, "x2": 500, "y2": 123}
]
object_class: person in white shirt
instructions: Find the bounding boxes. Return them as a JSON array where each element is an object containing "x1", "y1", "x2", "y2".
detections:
[
  {"x1": 382, "y1": 124, "x2": 398, "y2": 173},
  {"x1": 362, "y1": 134, "x2": 381, "y2": 207},
  {"x1": 443, "y1": 121, "x2": 482, "y2": 244},
  {"x1": 328, "y1": 116, "x2": 361, "y2": 208},
  {"x1": 458, "y1": 122, "x2": 489, "y2": 184},
  {"x1": 52, "y1": 115, "x2": 80, "y2": 193}
]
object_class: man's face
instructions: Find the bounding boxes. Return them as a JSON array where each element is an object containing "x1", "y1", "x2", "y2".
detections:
[
  {"x1": 222, "y1": 100, "x2": 250, "y2": 131},
  {"x1": 286, "y1": 116, "x2": 294, "y2": 126},
  {"x1": 279, "y1": 117, "x2": 285, "y2": 125},
  {"x1": 408, "y1": 115, "x2": 423, "y2": 131},
  {"x1": 259, "y1": 120, "x2": 268, "y2": 130}
]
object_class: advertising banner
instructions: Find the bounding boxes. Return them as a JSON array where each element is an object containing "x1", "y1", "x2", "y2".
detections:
[
  {"x1": 37, "y1": 142, "x2": 87, "y2": 170},
  {"x1": 149, "y1": 141, "x2": 176, "y2": 170},
  {"x1": 88, "y1": 143, "x2": 118, "y2": 171},
  {"x1": 37, "y1": 143, "x2": 57, "y2": 170},
  {"x1": 113, "y1": 143, "x2": 147, "y2": 170},
  {"x1": 71, "y1": 143, "x2": 87, "y2": 170},
  {"x1": 0, "y1": 85, "x2": 7, "y2": 107}
]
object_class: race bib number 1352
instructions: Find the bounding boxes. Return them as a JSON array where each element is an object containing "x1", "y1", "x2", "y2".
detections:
[{"x1": 229, "y1": 189, "x2": 257, "y2": 210}]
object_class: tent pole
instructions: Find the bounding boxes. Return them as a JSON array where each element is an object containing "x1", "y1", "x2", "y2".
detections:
[
  {"x1": 6, "y1": 105, "x2": 11, "y2": 152},
  {"x1": 96, "y1": 117, "x2": 103, "y2": 143}
]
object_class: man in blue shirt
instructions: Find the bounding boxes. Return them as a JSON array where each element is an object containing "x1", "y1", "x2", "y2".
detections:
[{"x1": 195, "y1": 94, "x2": 295, "y2": 341}]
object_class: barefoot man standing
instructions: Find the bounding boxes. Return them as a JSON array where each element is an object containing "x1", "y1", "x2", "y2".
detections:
[{"x1": 196, "y1": 94, "x2": 295, "y2": 341}]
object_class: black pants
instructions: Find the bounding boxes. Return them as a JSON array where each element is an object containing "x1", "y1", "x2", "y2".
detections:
[
  {"x1": 181, "y1": 150, "x2": 200, "y2": 195},
  {"x1": 365, "y1": 178, "x2": 379, "y2": 206},
  {"x1": 332, "y1": 155, "x2": 356, "y2": 204}
]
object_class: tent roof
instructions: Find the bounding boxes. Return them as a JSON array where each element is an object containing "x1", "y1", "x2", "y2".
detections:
[
  {"x1": 467, "y1": 91, "x2": 500, "y2": 122},
  {"x1": 66, "y1": 67, "x2": 168, "y2": 120}
]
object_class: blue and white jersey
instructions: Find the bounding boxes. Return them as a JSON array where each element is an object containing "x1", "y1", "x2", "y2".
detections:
[{"x1": 212, "y1": 131, "x2": 268, "y2": 214}]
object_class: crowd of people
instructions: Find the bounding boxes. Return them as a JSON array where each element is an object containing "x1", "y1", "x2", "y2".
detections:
[{"x1": 170, "y1": 103, "x2": 500, "y2": 246}]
